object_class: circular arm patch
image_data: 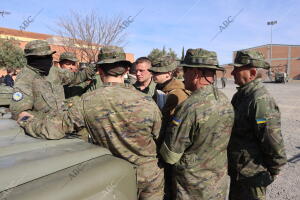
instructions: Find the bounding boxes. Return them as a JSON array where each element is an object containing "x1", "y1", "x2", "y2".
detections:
[{"x1": 12, "y1": 92, "x2": 23, "y2": 102}]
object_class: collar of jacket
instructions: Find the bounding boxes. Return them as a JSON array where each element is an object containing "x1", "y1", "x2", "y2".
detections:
[
  {"x1": 156, "y1": 78, "x2": 172, "y2": 91},
  {"x1": 237, "y1": 78, "x2": 262, "y2": 96},
  {"x1": 133, "y1": 78, "x2": 155, "y2": 92},
  {"x1": 191, "y1": 84, "x2": 216, "y2": 97},
  {"x1": 103, "y1": 82, "x2": 133, "y2": 88},
  {"x1": 160, "y1": 78, "x2": 185, "y2": 93}
]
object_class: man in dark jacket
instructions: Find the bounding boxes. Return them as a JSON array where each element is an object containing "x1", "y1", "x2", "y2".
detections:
[{"x1": 4, "y1": 68, "x2": 15, "y2": 87}]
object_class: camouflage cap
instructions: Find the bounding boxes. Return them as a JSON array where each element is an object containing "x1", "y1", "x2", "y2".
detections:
[
  {"x1": 231, "y1": 50, "x2": 270, "y2": 69},
  {"x1": 96, "y1": 46, "x2": 130, "y2": 65},
  {"x1": 97, "y1": 46, "x2": 131, "y2": 76},
  {"x1": 24, "y1": 40, "x2": 56, "y2": 57},
  {"x1": 149, "y1": 56, "x2": 178, "y2": 73},
  {"x1": 180, "y1": 48, "x2": 224, "y2": 71},
  {"x1": 59, "y1": 52, "x2": 78, "y2": 62}
]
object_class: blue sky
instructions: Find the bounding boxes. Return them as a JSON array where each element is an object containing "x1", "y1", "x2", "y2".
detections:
[{"x1": 1, "y1": 0, "x2": 299, "y2": 64}]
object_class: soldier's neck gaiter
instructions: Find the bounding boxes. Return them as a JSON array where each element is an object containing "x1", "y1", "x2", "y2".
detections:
[{"x1": 27, "y1": 57, "x2": 53, "y2": 76}]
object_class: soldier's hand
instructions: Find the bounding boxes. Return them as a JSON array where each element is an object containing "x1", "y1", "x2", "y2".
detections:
[
  {"x1": 272, "y1": 174, "x2": 279, "y2": 181},
  {"x1": 17, "y1": 111, "x2": 34, "y2": 123},
  {"x1": 88, "y1": 63, "x2": 97, "y2": 72}
]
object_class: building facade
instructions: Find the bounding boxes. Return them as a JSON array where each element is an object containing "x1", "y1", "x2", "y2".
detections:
[
  {"x1": 0, "y1": 27, "x2": 134, "y2": 76},
  {"x1": 222, "y1": 44, "x2": 300, "y2": 80}
]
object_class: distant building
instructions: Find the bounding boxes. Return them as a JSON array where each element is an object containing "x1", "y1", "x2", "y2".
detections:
[
  {"x1": 0, "y1": 26, "x2": 134, "y2": 66},
  {"x1": 222, "y1": 44, "x2": 300, "y2": 80}
]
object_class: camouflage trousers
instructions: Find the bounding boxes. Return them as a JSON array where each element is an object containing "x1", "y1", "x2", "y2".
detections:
[
  {"x1": 136, "y1": 160, "x2": 165, "y2": 200},
  {"x1": 172, "y1": 168, "x2": 228, "y2": 200},
  {"x1": 229, "y1": 180, "x2": 266, "y2": 200}
]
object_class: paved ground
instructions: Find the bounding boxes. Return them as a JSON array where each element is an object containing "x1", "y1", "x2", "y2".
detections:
[{"x1": 221, "y1": 80, "x2": 300, "y2": 200}]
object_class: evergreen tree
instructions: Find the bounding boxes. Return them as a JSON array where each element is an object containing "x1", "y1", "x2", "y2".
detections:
[
  {"x1": 181, "y1": 46, "x2": 185, "y2": 61},
  {"x1": 0, "y1": 39, "x2": 26, "y2": 69},
  {"x1": 148, "y1": 46, "x2": 178, "y2": 61}
]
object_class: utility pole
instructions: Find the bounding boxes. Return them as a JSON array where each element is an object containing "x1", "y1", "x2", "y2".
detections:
[{"x1": 267, "y1": 20, "x2": 277, "y2": 81}]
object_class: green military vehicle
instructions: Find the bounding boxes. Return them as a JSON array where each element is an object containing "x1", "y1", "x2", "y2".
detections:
[
  {"x1": 0, "y1": 119, "x2": 137, "y2": 200},
  {"x1": 0, "y1": 84, "x2": 13, "y2": 107},
  {"x1": 0, "y1": 84, "x2": 13, "y2": 118}
]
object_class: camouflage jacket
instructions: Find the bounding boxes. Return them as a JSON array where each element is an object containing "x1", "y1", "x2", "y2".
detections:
[
  {"x1": 124, "y1": 74, "x2": 137, "y2": 85},
  {"x1": 160, "y1": 85, "x2": 234, "y2": 199},
  {"x1": 133, "y1": 79, "x2": 157, "y2": 97},
  {"x1": 10, "y1": 65, "x2": 95, "y2": 119},
  {"x1": 228, "y1": 79, "x2": 287, "y2": 182},
  {"x1": 20, "y1": 83, "x2": 162, "y2": 166},
  {"x1": 64, "y1": 74, "x2": 103, "y2": 98},
  {"x1": 64, "y1": 82, "x2": 89, "y2": 99},
  {"x1": 84, "y1": 74, "x2": 103, "y2": 92}
]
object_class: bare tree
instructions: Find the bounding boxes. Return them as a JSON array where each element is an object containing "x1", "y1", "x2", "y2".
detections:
[{"x1": 53, "y1": 11, "x2": 127, "y2": 63}]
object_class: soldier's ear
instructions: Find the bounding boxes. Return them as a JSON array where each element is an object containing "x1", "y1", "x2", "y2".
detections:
[
  {"x1": 98, "y1": 68, "x2": 104, "y2": 76},
  {"x1": 249, "y1": 68, "x2": 257, "y2": 79},
  {"x1": 195, "y1": 68, "x2": 203, "y2": 79}
]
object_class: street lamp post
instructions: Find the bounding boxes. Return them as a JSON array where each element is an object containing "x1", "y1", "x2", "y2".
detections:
[{"x1": 267, "y1": 20, "x2": 277, "y2": 81}]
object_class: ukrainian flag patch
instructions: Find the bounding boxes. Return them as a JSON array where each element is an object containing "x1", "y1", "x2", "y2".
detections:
[
  {"x1": 172, "y1": 117, "x2": 181, "y2": 126},
  {"x1": 12, "y1": 92, "x2": 23, "y2": 102},
  {"x1": 256, "y1": 118, "x2": 267, "y2": 124}
]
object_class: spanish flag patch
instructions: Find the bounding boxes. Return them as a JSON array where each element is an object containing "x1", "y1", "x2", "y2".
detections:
[
  {"x1": 256, "y1": 118, "x2": 267, "y2": 124},
  {"x1": 172, "y1": 117, "x2": 181, "y2": 126}
]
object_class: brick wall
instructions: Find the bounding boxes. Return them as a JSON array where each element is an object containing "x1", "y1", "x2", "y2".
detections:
[
  {"x1": 231, "y1": 45, "x2": 300, "y2": 80},
  {"x1": 0, "y1": 27, "x2": 135, "y2": 67}
]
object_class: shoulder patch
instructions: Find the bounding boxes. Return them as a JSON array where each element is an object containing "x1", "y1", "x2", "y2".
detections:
[
  {"x1": 172, "y1": 117, "x2": 182, "y2": 126},
  {"x1": 256, "y1": 118, "x2": 267, "y2": 124},
  {"x1": 12, "y1": 92, "x2": 23, "y2": 102}
]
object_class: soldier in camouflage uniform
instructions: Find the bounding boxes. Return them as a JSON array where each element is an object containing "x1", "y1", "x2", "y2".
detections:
[
  {"x1": 59, "y1": 52, "x2": 90, "y2": 98},
  {"x1": 228, "y1": 50, "x2": 287, "y2": 200},
  {"x1": 17, "y1": 46, "x2": 165, "y2": 200},
  {"x1": 160, "y1": 48, "x2": 234, "y2": 200},
  {"x1": 59, "y1": 52, "x2": 79, "y2": 72},
  {"x1": 10, "y1": 40, "x2": 96, "y2": 119}
]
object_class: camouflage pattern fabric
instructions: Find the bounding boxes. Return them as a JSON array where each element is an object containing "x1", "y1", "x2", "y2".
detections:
[
  {"x1": 59, "y1": 52, "x2": 78, "y2": 62},
  {"x1": 231, "y1": 50, "x2": 270, "y2": 69},
  {"x1": 160, "y1": 84, "x2": 234, "y2": 200},
  {"x1": 149, "y1": 56, "x2": 178, "y2": 73},
  {"x1": 180, "y1": 48, "x2": 224, "y2": 71},
  {"x1": 97, "y1": 46, "x2": 132, "y2": 76},
  {"x1": 227, "y1": 78, "x2": 287, "y2": 198},
  {"x1": 24, "y1": 40, "x2": 55, "y2": 57},
  {"x1": 97, "y1": 46, "x2": 128, "y2": 64},
  {"x1": 64, "y1": 81, "x2": 90, "y2": 99},
  {"x1": 84, "y1": 74, "x2": 103, "y2": 92},
  {"x1": 19, "y1": 82, "x2": 164, "y2": 200},
  {"x1": 10, "y1": 65, "x2": 95, "y2": 119},
  {"x1": 64, "y1": 74, "x2": 103, "y2": 99},
  {"x1": 133, "y1": 79, "x2": 157, "y2": 97},
  {"x1": 125, "y1": 73, "x2": 137, "y2": 85}
]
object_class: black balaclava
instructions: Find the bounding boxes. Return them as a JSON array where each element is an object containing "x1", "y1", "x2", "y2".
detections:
[{"x1": 27, "y1": 55, "x2": 53, "y2": 76}]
